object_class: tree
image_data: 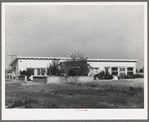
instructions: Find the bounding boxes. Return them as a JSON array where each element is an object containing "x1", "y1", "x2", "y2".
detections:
[
  {"x1": 69, "y1": 51, "x2": 86, "y2": 61},
  {"x1": 66, "y1": 51, "x2": 89, "y2": 76},
  {"x1": 139, "y1": 68, "x2": 143, "y2": 73},
  {"x1": 47, "y1": 58, "x2": 60, "y2": 76},
  {"x1": 20, "y1": 69, "x2": 34, "y2": 79}
]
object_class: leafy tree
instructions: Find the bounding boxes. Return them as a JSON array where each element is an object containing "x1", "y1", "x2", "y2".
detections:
[
  {"x1": 69, "y1": 51, "x2": 86, "y2": 61},
  {"x1": 67, "y1": 51, "x2": 89, "y2": 76},
  {"x1": 20, "y1": 69, "x2": 34, "y2": 79},
  {"x1": 139, "y1": 68, "x2": 143, "y2": 73},
  {"x1": 48, "y1": 59, "x2": 60, "y2": 76},
  {"x1": 68, "y1": 68, "x2": 77, "y2": 76}
]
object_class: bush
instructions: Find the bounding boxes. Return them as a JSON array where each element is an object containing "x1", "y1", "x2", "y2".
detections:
[
  {"x1": 42, "y1": 102, "x2": 59, "y2": 108},
  {"x1": 119, "y1": 74, "x2": 144, "y2": 79},
  {"x1": 94, "y1": 71, "x2": 113, "y2": 80},
  {"x1": 68, "y1": 69, "x2": 77, "y2": 76},
  {"x1": 20, "y1": 69, "x2": 33, "y2": 80},
  {"x1": 134, "y1": 74, "x2": 144, "y2": 78}
]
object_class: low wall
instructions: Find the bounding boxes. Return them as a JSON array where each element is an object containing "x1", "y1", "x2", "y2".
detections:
[
  {"x1": 46, "y1": 76, "x2": 94, "y2": 84},
  {"x1": 46, "y1": 76, "x2": 61, "y2": 84},
  {"x1": 68, "y1": 76, "x2": 93, "y2": 82},
  {"x1": 78, "y1": 76, "x2": 93, "y2": 82},
  {"x1": 18, "y1": 75, "x2": 27, "y2": 81},
  {"x1": 33, "y1": 76, "x2": 47, "y2": 83}
]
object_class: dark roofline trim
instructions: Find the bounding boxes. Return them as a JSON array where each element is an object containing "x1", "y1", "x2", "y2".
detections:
[{"x1": 87, "y1": 60, "x2": 137, "y2": 62}]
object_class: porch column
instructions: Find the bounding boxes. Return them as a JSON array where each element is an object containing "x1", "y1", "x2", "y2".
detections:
[
  {"x1": 44, "y1": 68, "x2": 47, "y2": 76},
  {"x1": 109, "y1": 67, "x2": 112, "y2": 75},
  {"x1": 118, "y1": 67, "x2": 120, "y2": 76},
  {"x1": 133, "y1": 67, "x2": 136, "y2": 74},
  {"x1": 125, "y1": 67, "x2": 127, "y2": 75},
  {"x1": 34, "y1": 68, "x2": 37, "y2": 75}
]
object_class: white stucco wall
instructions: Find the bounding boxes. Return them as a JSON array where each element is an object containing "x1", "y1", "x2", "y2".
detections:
[
  {"x1": 88, "y1": 61, "x2": 136, "y2": 76},
  {"x1": 18, "y1": 59, "x2": 53, "y2": 71},
  {"x1": 88, "y1": 62, "x2": 136, "y2": 70}
]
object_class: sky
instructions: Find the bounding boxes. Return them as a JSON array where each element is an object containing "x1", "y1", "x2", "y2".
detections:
[{"x1": 4, "y1": 4, "x2": 144, "y2": 69}]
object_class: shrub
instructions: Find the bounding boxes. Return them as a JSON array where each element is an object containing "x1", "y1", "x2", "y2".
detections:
[
  {"x1": 20, "y1": 69, "x2": 33, "y2": 80},
  {"x1": 134, "y1": 74, "x2": 144, "y2": 78},
  {"x1": 68, "y1": 69, "x2": 77, "y2": 76},
  {"x1": 94, "y1": 71, "x2": 113, "y2": 80},
  {"x1": 119, "y1": 74, "x2": 144, "y2": 79},
  {"x1": 42, "y1": 102, "x2": 59, "y2": 108}
]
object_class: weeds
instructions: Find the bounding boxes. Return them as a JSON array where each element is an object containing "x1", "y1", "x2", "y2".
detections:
[
  {"x1": 6, "y1": 79, "x2": 144, "y2": 108},
  {"x1": 7, "y1": 96, "x2": 39, "y2": 108},
  {"x1": 42, "y1": 102, "x2": 59, "y2": 108}
]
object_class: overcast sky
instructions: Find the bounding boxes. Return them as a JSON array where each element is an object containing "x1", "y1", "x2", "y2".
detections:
[{"x1": 5, "y1": 4, "x2": 144, "y2": 69}]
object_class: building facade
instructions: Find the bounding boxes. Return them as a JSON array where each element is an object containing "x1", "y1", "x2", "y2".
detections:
[
  {"x1": 9, "y1": 56, "x2": 138, "y2": 79},
  {"x1": 87, "y1": 59, "x2": 137, "y2": 76}
]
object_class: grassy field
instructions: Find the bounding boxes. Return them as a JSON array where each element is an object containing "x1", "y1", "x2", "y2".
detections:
[{"x1": 5, "y1": 78, "x2": 144, "y2": 109}]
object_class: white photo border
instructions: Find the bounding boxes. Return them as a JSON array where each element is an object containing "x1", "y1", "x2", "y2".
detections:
[{"x1": 2, "y1": 2, "x2": 148, "y2": 120}]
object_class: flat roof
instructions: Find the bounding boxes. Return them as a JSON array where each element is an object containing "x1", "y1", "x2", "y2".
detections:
[
  {"x1": 9, "y1": 56, "x2": 71, "y2": 66},
  {"x1": 9, "y1": 56, "x2": 138, "y2": 66}
]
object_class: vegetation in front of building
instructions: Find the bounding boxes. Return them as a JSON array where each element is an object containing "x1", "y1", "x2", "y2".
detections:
[
  {"x1": 93, "y1": 70, "x2": 144, "y2": 80},
  {"x1": 118, "y1": 74, "x2": 144, "y2": 79},
  {"x1": 20, "y1": 69, "x2": 34, "y2": 80},
  {"x1": 47, "y1": 59, "x2": 60, "y2": 76},
  {"x1": 94, "y1": 71, "x2": 113, "y2": 80},
  {"x1": 47, "y1": 51, "x2": 89, "y2": 76}
]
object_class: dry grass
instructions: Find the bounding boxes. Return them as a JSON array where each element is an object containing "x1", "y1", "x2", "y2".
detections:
[{"x1": 5, "y1": 78, "x2": 144, "y2": 108}]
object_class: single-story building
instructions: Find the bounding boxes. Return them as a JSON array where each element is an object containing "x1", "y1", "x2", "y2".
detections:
[{"x1": 9, "y1": 56, "x2": 138, "y2": 79}]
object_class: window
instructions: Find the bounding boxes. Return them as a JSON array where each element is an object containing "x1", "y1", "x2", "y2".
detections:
[
  {"x1": 112, "y1": 67, "x2": 118, "y2": 71},
  {"x1": 37, "y1": 68, "x2": 45, "y2": 75},
  {"x1": 112, "y1": 67, "x2": 118, "y2": 75},
  {"x1": 127, "y1": 67, "x2": 133, "y2": 70},
  {"x1": 119, "y1": 67, "x2": 126, "y2": 76},
  {"x1": 120, "y1": 68, "x2": 125, "y2": 71},
  {"x1": 127, "y1": 67, "x2": 134, "y2": 75},
  {"x1": 41, "y1": 69, "x2": 45, "y2": 75},
  {"x1": 112, "y1": 72, "x2": 118, "y2": 75},
  {"x1": 120, "y1": 73, "x2": 125, "y2": 75},
  {"x1": 127, "y1": 67, "x2": 133, "y2": 72},
  {"x1": 127, "y1": 72, "x2": 133, "y2": 75}
]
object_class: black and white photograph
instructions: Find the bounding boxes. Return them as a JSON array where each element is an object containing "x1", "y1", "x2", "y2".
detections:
[{"x1": 2, "y1": 2, "x2": 147, "y2": 120}]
